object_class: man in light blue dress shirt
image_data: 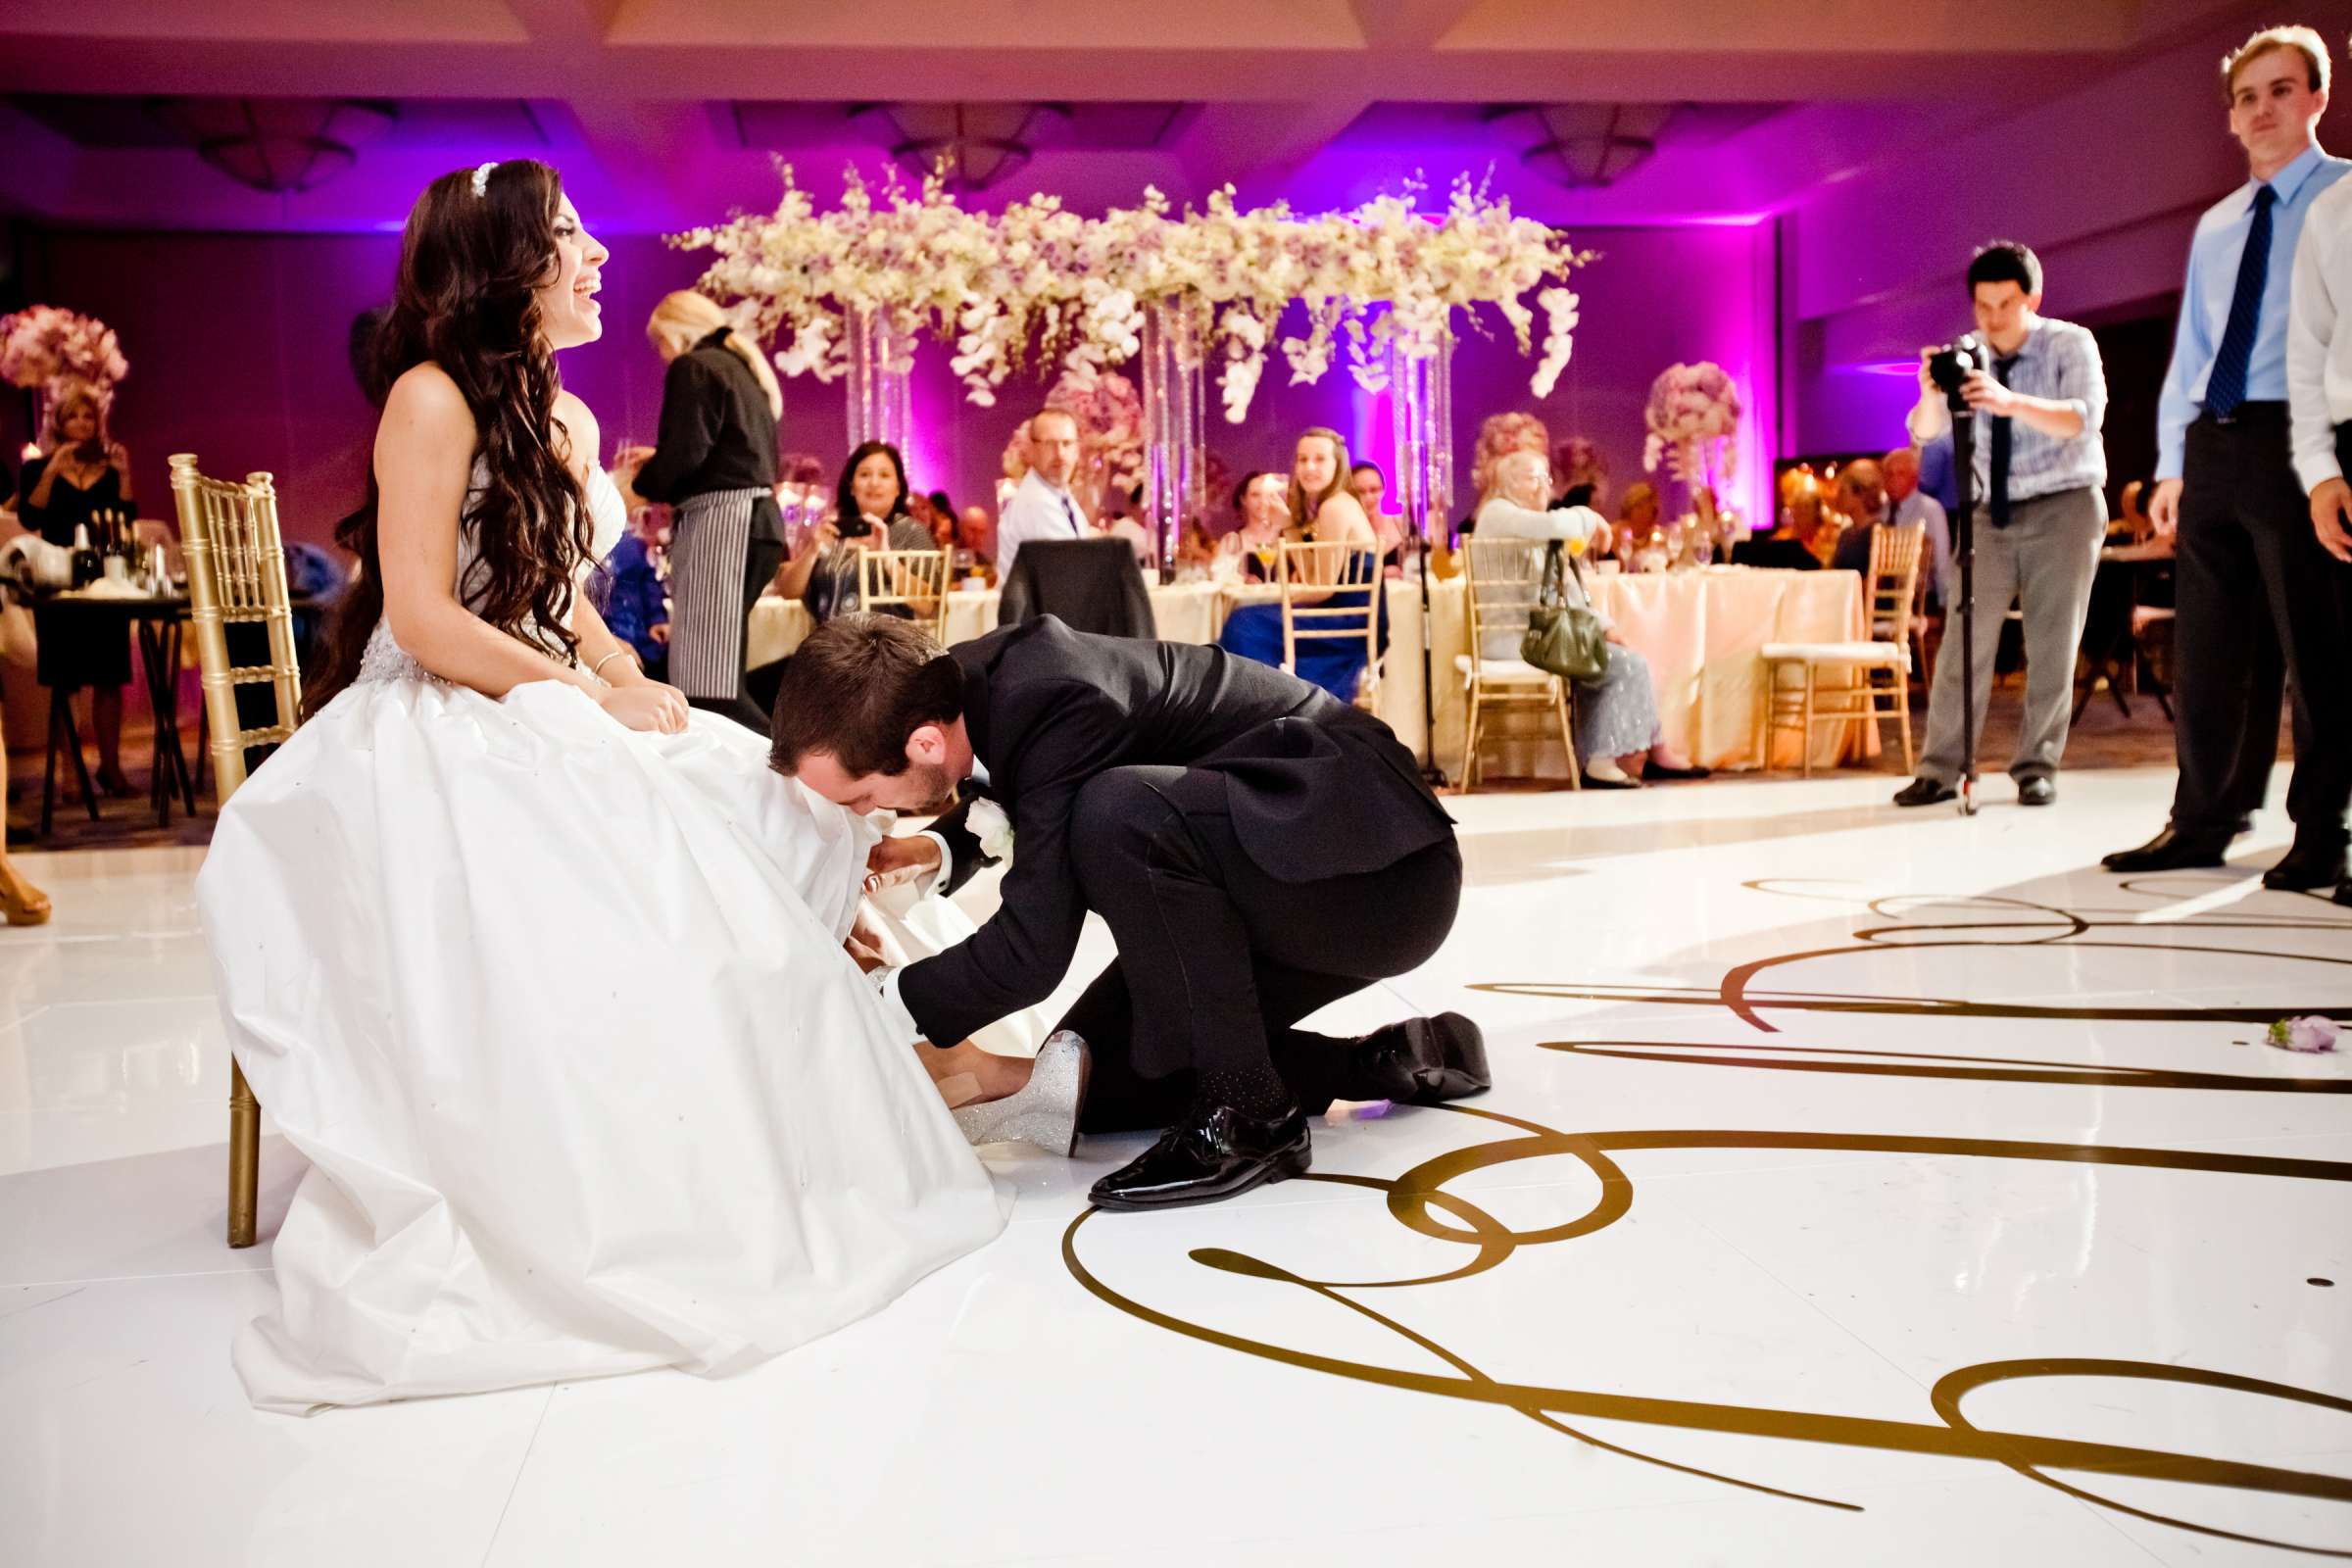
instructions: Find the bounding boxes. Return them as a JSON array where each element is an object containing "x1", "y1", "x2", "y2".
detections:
[
  {"x1": 1893, "y1": 242, "x2": 2109, "y2": 809},
  {"x1": 995, "y1": 409, "x2": 1092, "y2": 584},
  {"x1": 2106, "y1": 26, "x2": 2352, "y2": 888}
]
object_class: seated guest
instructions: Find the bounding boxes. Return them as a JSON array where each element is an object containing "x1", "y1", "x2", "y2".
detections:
[
  {"x1": 1829, "y1": 459, "x2": 1892, "y2": 577},
  {"x1": 1884, "y1": 445, "x2": 1955, "y2": 607},
  {"x1": 775, "y1": 441, "x2": 933, "y2": 623},
  {"x1": 1606, "y1": 481, "x2": 1663, "y2": 564},
  {"x1": 1217, "y1": 427, "x2": 1386, "y2": 702},
  {"x1": 1094, "y1": 493, "x2": 1156, "y2": 568},
  {"x1": 1457, "y1": 412, "x2": 1552, "y2": 536},
  {"x1": 1475, "y1": 450, "x2": 1705, "y2": 785},
  {"x1": 1831, "y1": 458, "x2": 1947, "y2": 589},
  {"x1": 1554, "y1": 436, "x2": 1608, "y2": 512},
  {"x1": 1735, "y1": 489, "x2": 1832, "y2": 570},
  {"x1": 905, "y1": 489, "x2": 944, "y2": 547},
  {"x1": 954, "y1": 504, "x2": 997, "y2": 572},
  {"x1": 595, "y1": 500, "x2": 670, "y2": 682},
  {"x1": 995, "y1": 408, "x2": 1091, "y2": 581},
  {"x1": 1172, "y1": 517, "x2": 1246, "y2": 584},
  {"x1": 1232, "y1": 469, "x2": 1291, "y2": 579}
]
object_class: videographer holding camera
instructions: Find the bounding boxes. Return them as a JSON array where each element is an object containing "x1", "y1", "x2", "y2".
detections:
[
  {"x1": 1892, "y1": 241, "x2": 2108, "y2": 809},
  {"x1": 2105, "y1": 26, "x2": 2348, "y2": 887}
]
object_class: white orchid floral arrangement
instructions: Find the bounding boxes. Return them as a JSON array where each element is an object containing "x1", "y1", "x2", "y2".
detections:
[{"x1": 678, "y1": 166, "x2": 1587, "y2": 425}]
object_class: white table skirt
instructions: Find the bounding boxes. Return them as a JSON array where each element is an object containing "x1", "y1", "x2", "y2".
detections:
[{"x1": 745, "y1": 566, "x2": 1869, "y2": 776}]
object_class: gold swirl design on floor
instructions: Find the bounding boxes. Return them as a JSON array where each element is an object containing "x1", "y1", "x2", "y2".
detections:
[{"x1": 1062, "y1": 882, "x2": 2352, "y2": 1555}]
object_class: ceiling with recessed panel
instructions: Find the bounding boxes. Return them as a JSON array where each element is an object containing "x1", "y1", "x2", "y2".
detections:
[{"x1": 0, "y1": 0, "x2": 2287, "y2": 233}]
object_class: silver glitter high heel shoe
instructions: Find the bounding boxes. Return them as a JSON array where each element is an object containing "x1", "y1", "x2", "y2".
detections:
[{"x1": 952, "y1": 1031, "x2": 1091, "y2": 1156}]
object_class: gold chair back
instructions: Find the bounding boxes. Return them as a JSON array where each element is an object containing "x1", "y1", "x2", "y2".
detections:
[
  {"x1": 1276, "y1": 538, "x2": 1384, "y2": 710},
  {"x1": 1462, "y1": 537, "x2": 1553, "y2": 662},
  {"x1": 172, "y1": 454, "x2": 302, "y2": 1250},
  {"x1": 172, "y1": 455, "x2": 301, "y2": 804},
  {"x1": 1866, "y1": 522, "x2": 1928, "y2": 654},
  {"x1": 857, "y1": 547, "x2": 953, "y2": 640}
]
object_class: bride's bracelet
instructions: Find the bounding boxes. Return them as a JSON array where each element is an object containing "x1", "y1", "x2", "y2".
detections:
[{"x1": 590, "y1": 649, "x2": 636, "y2": 685}]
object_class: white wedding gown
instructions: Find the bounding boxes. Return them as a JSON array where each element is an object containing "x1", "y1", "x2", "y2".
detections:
[{"x1": 198, "y1": 466, "x2": 1009, "y2": 1414}]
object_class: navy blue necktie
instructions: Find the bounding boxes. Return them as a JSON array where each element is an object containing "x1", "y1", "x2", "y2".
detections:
[
  {"x1": 1989, "y1": 355, "x2": 2020, "y2": 528},
  {"x1": 2205, "y1": 183, "x2": 2276, "y2": 418}
]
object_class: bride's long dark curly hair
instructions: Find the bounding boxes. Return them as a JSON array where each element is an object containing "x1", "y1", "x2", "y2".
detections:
[{"x1": 308, "y1": 159, "x2": 593, "y2": 711}]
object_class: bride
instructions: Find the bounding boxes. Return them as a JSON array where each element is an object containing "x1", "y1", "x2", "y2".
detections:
[{"x1": 199, "y1": 160, "x2": 1051, "y2": 1414}]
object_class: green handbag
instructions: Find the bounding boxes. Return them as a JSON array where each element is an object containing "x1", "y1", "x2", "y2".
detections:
[{"x1": 1518, "y1": 541, "x2": 1610, "y2": 681}]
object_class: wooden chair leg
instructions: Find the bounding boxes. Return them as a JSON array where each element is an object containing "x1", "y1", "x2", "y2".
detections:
[
  {"x1": 227, "y1": 1057, "x2": 261, "y2": 1249},
  {"x1": 1895, "y1": 663, "x2": 1916, "y2": 774},
  {"x1": 1555, "y1": 680, "x2": 1581, "y2": 790},
  {"x1": 1799, "y1": 664, "x2": 1817, "y2": 779},
  {"x1": 1460, "y1": 685, "x2": 1482, "y2": 793}
]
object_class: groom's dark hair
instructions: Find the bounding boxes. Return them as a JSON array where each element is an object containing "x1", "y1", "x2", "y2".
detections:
[{"x1": 768, "y1": 613, "x2": 966, "y2": 778}]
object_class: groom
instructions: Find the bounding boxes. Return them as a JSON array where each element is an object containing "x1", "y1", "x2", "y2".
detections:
[{"x1": 769, "y1": 613, "x2": 1489, "y2": 1210}]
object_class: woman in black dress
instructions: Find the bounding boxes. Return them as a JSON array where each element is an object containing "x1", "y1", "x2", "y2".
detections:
[
  {"x1": 19, "y1": 381, "x2": 136, "y2": 797},
  {"x1": 619, "y1": 291, "x2": 783, "y2": 732}
]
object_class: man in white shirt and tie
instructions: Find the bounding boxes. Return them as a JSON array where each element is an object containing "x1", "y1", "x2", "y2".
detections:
[
  {"x1": 2287, "y1": 26, "x2": 2352, "y2": 905},
  {"x1": 996, "y1": 409, "x2": 1090, "y2": 583}
]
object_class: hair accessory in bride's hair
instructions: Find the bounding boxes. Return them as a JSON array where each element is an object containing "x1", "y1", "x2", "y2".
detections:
[{"x1": 470, "y1": 162, "x2": 497, "y2": 199}]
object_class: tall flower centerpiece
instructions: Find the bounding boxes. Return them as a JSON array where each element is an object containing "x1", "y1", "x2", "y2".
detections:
[
  {"x1": 1, "y1": 306, "x2": 131, "y2": 442},
  {"x1": 1642, "y1": 361, "x2": 1743, "y2": 547}
]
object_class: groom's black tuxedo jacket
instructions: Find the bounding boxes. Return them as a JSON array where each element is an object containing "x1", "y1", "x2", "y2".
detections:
[{"x1": 899, "y1": 616, "x2": 1454, "y2": 1049}]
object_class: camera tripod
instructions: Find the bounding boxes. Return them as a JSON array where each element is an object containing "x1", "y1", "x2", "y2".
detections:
[{"x1": 1944, "y1": 368, "x2": 1982, "y2": 816}]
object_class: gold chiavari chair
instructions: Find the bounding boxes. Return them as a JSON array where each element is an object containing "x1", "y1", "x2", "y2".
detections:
[
  {"x1": 1276, "y1": 538, "x2": 1386, "y2": 715},
  {"x1": 1458, "y1": 537, "x2": 1581, "y2": 793},
  {"x1": 171, "y1": 454, "x2": 303, "y2": 1250},
  {"x1": 858, "y1": 547, "x2": 953, "y2": 641},
  {"x1": 1759, "y1": 521, "x2": 1924, "y2": 777}
]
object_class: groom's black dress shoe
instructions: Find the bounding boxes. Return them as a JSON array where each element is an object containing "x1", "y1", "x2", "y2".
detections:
[
  {"x1": 1089, "y1": 1102, "x2": 1311, "y2": 1211},
  {"x1": 1349, "y1": 1012, "x2": 1492, "y2": 1104},
  {"x1": 2263, "y1": 834, "x2": 2349, "y2": 892},
  {"x1": 2101, "y1": 825, "x2": 2233, "y2": 874}
]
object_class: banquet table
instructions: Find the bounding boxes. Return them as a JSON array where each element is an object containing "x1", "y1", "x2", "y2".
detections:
[
  {"x1": 34, "y1": 587, "x2": 201, "y2": 835},
  {"x1": 745, "y1": 564, "x2": 1871, "y2": 778}
]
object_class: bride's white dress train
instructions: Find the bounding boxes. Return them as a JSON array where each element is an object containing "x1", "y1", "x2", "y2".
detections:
[{"x1": 198, "y1": 469, "x2": 1009, "y2": 1414}]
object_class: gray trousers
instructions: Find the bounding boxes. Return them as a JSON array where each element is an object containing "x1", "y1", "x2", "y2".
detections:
[{"x1": 1918, "y1": 485, "x2": 2104, "y2": 784}]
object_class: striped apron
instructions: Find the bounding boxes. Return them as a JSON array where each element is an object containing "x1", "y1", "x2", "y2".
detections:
[{"x1": 665, "y1": 486, "x2": 767, "y2": 701}]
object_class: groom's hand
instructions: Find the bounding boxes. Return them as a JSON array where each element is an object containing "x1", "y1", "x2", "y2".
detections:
[{"x1": 864, "y1": 832, "x2": 942, "y2": 895}]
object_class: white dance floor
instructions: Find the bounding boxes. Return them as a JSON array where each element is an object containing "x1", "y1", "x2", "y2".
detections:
[{"x1": 5, "y1": 767, "x2": 2348, "y2": 1565}]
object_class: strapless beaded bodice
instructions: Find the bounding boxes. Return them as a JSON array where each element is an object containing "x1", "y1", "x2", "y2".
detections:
[{"x1": 357, "y1": 465, "x2": 629, "y2": 686}]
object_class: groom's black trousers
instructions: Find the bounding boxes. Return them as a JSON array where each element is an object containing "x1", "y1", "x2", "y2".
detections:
[{"x1": 1055, "y1": 764, "x2": 1462, "y2": 1132}]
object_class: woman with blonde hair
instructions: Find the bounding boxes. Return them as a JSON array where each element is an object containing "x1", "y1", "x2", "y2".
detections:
[
  {"x1": 21, "y1": 379, "x2": 137, "y2": 797},
  {"x1": 1216, "y1": 427, "x2": 1386, "y2": 701},
  {"x1": 615, "y1": 290, "x2": 784, "y2": 730}
]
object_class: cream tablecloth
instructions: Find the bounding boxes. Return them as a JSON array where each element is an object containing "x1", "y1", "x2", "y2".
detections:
[{"x1": 745, "y1": 566, "x2": 1869, "y2": 777}]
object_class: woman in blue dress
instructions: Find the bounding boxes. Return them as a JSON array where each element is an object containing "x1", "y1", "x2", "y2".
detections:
[{"x1": 1216, "y1": 427, "x2": 1387, "y2": 704}]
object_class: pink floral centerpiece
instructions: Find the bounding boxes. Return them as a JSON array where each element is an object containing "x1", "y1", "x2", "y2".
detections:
[
  {"x1": 1642, "y1": 361, "x2": 1741, "y2": 537},
  {"x1": 0, "y1": 305, "x2": 130, "y2": 395}
]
